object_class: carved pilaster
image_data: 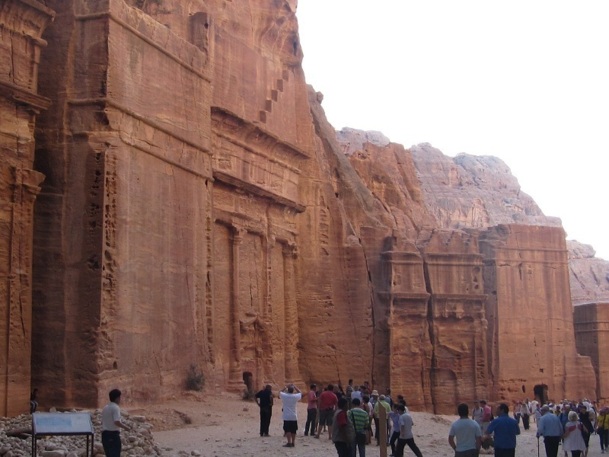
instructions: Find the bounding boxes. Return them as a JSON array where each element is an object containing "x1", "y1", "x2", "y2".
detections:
[
  {"x1": 282, "y1": 242, "x2": 300, "y2": 384},
  {"x1": 264, "y1": 234, "x2": 276, "y2": 319},
  {"x1": 228, "y1": 226, "x2": 246, "y2": 390}
]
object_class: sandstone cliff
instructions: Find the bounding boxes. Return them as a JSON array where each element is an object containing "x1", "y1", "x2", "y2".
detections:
[{"x1": 0, "y1": 0, "x2": 604, "y2": 417}]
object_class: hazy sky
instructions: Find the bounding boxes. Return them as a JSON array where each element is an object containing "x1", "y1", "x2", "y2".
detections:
[{"x1": 296, "y1": 1, "x2": 609, "y2": 261}]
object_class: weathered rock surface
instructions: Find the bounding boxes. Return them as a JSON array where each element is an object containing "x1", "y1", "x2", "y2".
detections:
[
  {"x1": 408, "y1": 143, "x2": 562, "y2": 229},
  {"x1": 0, "y1": 0, "x2": 54, "y2": 417},
  {"x1": 568, "y1": 241, "x2": 609, "y2": 305},
  {"x1": 0, "y1": 0, "x2": 606, "y2": 418}
]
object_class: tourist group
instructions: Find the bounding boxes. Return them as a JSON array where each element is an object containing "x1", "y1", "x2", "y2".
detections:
[{"x1": 254, "y1": 381, "x2": 608, "y2": 457}]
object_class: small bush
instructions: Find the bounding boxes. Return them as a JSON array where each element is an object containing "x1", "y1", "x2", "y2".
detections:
[{"x1": 186, "y1": 364, "x2": 204, "y2": 391}]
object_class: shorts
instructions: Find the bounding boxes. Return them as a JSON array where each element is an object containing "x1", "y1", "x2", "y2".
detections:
[
  {"x1": 283, "y1": 420, "x2": 298, "y2": 434},
  {"x1": 319, "y1": 408, "x2": 334, "y2": 426}
]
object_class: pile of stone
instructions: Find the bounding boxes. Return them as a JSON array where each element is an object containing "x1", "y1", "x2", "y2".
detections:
[{"x1": 0, "y1": 409, "x2": 173, "y2": 456}]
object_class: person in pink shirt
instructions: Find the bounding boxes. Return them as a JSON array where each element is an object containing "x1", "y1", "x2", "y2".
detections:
[
  {"x1": 480, "y1": 400, "x2": 493, "y2": 433},
  {"x1": 304, "y1": 383, "x2": 318, "y2": 436}
]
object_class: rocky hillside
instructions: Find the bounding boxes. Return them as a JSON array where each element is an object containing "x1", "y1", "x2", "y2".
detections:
[{"x1": 337, "y1": 131, "x2": 609, "y2": 307}]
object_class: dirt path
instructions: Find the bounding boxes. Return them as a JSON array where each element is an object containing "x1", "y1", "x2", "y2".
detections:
[{"x1": 136, "y1": 392, "x2": 593, "y2": 457}]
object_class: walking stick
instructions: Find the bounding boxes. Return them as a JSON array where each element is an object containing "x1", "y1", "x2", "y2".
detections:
[{"x1": 537, "y1": 436, "x2": 540, "y2": 457}]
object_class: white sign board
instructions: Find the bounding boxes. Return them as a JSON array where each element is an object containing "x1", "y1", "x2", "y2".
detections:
[{"x1": 32, "y1": 412, "x2": 94, "y2": 435}]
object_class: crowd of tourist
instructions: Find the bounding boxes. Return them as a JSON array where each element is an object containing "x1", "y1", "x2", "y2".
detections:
[
  {"x1": 256, "y1": 380, "x2": 420, "y2": 456},
  {"x1": 255, "y1": 380, "x2": 609, "y2": 457}
]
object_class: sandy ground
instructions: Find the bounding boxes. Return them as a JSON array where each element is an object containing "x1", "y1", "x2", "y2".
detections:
[{"x1": 129, "y1": 391, "x2": 605, "y2": 457}]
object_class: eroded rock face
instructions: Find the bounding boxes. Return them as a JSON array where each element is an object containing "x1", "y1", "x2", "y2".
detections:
[
  {"x1": 0, "y1": 0, "x2": 54, "y2": 417},
  {"x1": 0, "y1": 0, "x2": 604, "y2": 415},
  {"x1": 409, "y1": 143, "x2": 562, "y2": 229},
  {"x1": 568, "y1": 241, "x2": 609, "y2": 305}
]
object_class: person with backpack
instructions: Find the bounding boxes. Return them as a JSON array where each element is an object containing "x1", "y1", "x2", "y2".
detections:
[
  {"x1": 485, "y1": 403, "x2": 520, "y2": 457},
  {"x1": 332, "y1": 397, "x2": 354, "y2": 457},
  {"x1": 577, "y1": 404, "x2": 594, "y2": 457}
]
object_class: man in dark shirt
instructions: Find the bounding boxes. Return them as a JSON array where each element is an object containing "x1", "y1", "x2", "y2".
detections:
[
  {"x1": 255, "y1": 384, "x2": 274, "y2": 436},
  {"x1": 578, "y1": 403, "x2": 594, "y2": 456}
]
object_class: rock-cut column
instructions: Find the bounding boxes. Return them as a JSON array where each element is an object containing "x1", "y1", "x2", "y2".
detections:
[
  {"x1": 282, "y1": 243, "x2": 301, "y2": 384},
  {"x1": 228, "y1": 226, "x2": 245, "y2": 390}
]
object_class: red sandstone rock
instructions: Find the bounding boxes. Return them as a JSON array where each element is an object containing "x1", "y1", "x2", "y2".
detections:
[{"x1": 0, "y1": 0, "x2": 605, "y2": 417}]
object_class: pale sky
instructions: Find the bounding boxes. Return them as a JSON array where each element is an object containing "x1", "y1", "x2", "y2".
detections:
[{"x1": 296, "y1": 1, "x2": 609, "y2": 261}]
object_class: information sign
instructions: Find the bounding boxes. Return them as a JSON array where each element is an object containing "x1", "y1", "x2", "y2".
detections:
[
  {"x1": 33, "y1": 412, "x2": 94, "y2": 434},
  {"x1": 32, "y1": 412, "x2": 94, "y2": 457}
]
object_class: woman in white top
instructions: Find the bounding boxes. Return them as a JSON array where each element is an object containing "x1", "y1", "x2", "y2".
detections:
[{"x1": 563, "y1": 411, "x2": 586, "y2": 457}]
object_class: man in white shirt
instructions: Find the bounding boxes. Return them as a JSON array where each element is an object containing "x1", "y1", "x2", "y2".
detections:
[
  {"x1": 351, "y1": 386, "x2": 363, "y2": 404},
  {"x1": 395, "y1": 403, "x2": 423, "y2": 457},
  {"x1": 280, "y1": 384, "x2": 302, "y2": 448},
  {"x1": 101, "y1": 389, "x2": 130, "y2": 457}
]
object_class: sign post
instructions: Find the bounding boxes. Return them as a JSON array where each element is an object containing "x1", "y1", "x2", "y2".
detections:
[
  {"x1": 379, "y1": 406, "x2": 388, "y2": 457},
  {"x1": 32, "y1": 412, "x2": 95, "y2": 457}
]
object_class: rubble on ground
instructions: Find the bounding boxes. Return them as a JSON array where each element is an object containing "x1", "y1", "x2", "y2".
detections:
[{"x1": 0, "y1": 410, "x2": 178, "y2": 456}]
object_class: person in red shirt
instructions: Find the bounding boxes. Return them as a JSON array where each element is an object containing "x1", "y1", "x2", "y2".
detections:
[{"x1": 316, "y1": 384, "x2": 339, "y2": 439}]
